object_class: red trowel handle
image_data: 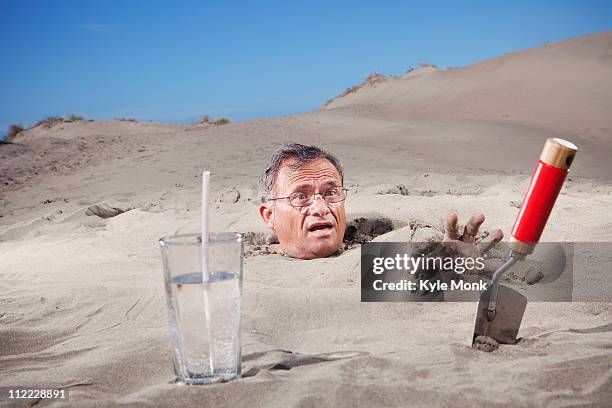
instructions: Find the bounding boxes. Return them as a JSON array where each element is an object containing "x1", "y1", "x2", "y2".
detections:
[{"x1": 510, "y1": 138, "x2": 577, "y2": 255}]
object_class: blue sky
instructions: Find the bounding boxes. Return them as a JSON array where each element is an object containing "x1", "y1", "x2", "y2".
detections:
[{"x1": 1, "y1": 0, "x2": 611, "y2": 134}]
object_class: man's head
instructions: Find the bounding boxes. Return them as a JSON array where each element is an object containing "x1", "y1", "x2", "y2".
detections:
[{"x1": 259, "y1": 144, "x2": 347, "y2": 259}]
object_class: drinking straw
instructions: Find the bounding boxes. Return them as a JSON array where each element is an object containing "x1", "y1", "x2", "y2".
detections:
[
  {"x1": 202, "y1": 171, "x2": 210, "y2": 282},
  {"x1": 202, "y1": 171, "x2": 214, "y2": 375}
]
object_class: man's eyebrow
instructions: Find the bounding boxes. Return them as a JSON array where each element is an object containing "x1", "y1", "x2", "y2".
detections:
[
  {"x1": 289, "y1": 181, "x2": 341, "y2": 192},
  {"x1": 289, "y1": 183, "x2": 316, "y2": 192}
]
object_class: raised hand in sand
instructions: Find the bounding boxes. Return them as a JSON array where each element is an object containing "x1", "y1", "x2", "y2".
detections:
[
  {"x1": 413, "y1": 212, "x2": 505, "y2": 291},
  {"x1": 444, "y1": 212, "x2": 505, "y2": 275}
]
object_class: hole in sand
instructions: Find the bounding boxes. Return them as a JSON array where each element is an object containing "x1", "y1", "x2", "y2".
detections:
[
  {"x1": 344, "y1": 214, "x2": 405, "y2": 245},
  {"x1": 85, "y1": 204, "x2": 132, "y2": 219},
  {"x1": 244, "y1": 215, "x2": 405, "y2": 257}
]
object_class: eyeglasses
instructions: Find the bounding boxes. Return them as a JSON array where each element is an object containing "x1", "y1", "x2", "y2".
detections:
[{"x1": 268, "y1": 187, "x2": 348, "y2": 208}]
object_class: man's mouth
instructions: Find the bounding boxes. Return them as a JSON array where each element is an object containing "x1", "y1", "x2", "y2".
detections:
[{"x1": 307, "y1": 222, "x2": 334, "y2": 233}]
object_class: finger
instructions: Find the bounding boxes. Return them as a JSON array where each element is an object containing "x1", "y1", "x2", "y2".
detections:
[
  {"x1": 444, "y1": 212, "x2": 460, "y2": 241},
  {"x1": 477, "y1": 229, "x2": 504, "y2": 253},
  {"x1": 462, "y1": 212, "x2": 485, "y2": 243}
]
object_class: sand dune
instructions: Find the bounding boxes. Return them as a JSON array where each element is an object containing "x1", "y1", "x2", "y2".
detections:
[
  {"x1": 1, "y1": 32, "x2": 611, "y2": 407},
  {"x1": 326, "y1": 32, "x2": 612, "y2": 137}
]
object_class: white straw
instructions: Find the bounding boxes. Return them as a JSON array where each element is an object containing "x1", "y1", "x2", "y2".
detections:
[
  {"x1": 201, "y1": 171, "x2": 210, "y2": 281},
  {"x1": 201, "y1": 171, "x2": 214, "y2": 375}
]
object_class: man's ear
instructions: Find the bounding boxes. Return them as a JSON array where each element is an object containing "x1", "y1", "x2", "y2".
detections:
[{"x1": 259, "y1": 202, "x2": 275, "y2": 230}]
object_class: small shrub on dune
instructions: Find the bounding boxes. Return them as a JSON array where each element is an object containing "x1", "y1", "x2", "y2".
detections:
[
  {"x1": 4, "y1": 124, "x2": 24, "y2": 142},
  {"x1": 418, "y1": 62, "x2": 438, "y2": 69},
  {"x1": 339, "y1": 85, "x2": 360, "y2": 98},
  {"x1": 325, "y1": 71, "x2": 389, "y2": 107},
  {"x1": 364, "y1": 72, "x2": 386, "y2": 85},
  {"x1": 34, "y1": 114, "x2": 88, "y2": 129},
  {"x1": 65, "y1": 113, "x2": 85, "y2": 122},
  {"x1": 211, "y1": 118, "x2": 231, "y2": 126},
  {"x1": 35, "y1": 116, "x2": 64, "y2": 129},
  {"x1": 194, "y1": 115, "x2": 231, "y2": 126},
  {"x1": 194, "y1": 115, "x2": 211, "y2": 125}
]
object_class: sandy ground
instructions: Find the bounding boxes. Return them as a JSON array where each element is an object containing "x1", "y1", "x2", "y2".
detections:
[{"x1": 1, "y1": 32, "x2": 611, "y2": 407}]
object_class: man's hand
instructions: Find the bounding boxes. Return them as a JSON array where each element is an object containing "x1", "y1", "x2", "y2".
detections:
[
  {"x1": 440, "y1": 212, "x2": 504, "y2": 276},
  {"x1": 410, "y1": 212, "x2": 505, "y2": 297},
  {"x1": 444, "y1": 211, "x2": 503, "y2": 252}
]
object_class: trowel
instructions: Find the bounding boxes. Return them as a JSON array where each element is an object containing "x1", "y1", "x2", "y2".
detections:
[{"x1": 472, "y1": 138, "x2": 577, "y2": 345}]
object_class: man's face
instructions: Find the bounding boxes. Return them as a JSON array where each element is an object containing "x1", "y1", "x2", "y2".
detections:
[{"x1": 259, "y1": 158, "x2": 346, "y2": 259}]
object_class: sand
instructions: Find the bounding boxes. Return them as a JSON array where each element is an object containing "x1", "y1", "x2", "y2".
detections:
[{"x1": 1, "y1": 32, "x2": 611, "y2": 407}]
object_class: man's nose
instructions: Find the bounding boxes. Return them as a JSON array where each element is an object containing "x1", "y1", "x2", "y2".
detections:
[{"x1": 307, "y1": 194, "x2": 331, "y2": 217}]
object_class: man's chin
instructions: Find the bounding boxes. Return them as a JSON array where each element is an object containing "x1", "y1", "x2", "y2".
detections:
[
  {"x1": 282, "y1": 238, "x2": 341, "y2": 259},
  {"x1": 309, "y1": 243, "x2": 340, "y2": 258}
]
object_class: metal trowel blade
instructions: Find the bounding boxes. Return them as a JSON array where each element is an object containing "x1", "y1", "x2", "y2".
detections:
[{"x1": 472, "y1": 285, "x2": 528, "y2": 345}]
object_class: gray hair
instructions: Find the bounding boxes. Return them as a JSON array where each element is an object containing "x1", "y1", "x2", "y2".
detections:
[{"x1": 259, "y1": 143, "x2": 344, "y2": 201}]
